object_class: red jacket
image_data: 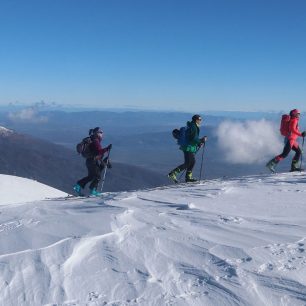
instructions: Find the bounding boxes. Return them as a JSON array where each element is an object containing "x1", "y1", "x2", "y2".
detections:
[
  {"x1": 288, "y1": 117, "x2": 302, "y2": 142},
  {"x1": 89, "y1": 137, "x2": 108, "y2": 159}
]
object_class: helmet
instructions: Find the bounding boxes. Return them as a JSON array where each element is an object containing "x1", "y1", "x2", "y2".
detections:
[{"x1": 289, "y1": 109, "x2": 300, "y2": 117}]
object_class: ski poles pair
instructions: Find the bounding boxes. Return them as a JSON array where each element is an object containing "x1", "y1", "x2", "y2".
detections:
[
  {"x1": 300, "y1": 136, "x2": 305, "y2": 172},
  {"x1": 199, "y1": 141, "x2": 206, "y2": 181},
  {"x1": 100, "y1": 146, "x2": 112, "y2": 193}
]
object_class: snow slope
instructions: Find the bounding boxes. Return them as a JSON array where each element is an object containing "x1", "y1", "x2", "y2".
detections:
[
  {"x1": 0, "y1": 173, "x2": 306, "y2": 306},
  {"x1": 0, "y1": 174, "x2": 67, "y2": 205}
]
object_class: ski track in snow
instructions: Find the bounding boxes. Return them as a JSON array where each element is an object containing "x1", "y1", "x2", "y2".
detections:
[{"x1": 0, "y1": 173, "x2": 306, "y2": 305}]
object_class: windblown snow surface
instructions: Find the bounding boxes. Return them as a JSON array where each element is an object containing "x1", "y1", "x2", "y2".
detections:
[{"x1": 0, "y1": 173, "x2": 306, "y2": 306}]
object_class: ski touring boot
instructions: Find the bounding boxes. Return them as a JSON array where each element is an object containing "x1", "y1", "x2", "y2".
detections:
[
  {"x1": 266, "y1": 158, "x2": 278, "y2": 173},
  {"x1": 168, "y1": 168, "x2": 180, "y2": 184},
  {"x1": 290, "y1": 160, "x2": 304, "y2": 172},
  {"x1": 73, "y1": 184, "x2": 85, "y2": 196},
  {"x1": 185, "y1": 171, "x2": 197, "y2": 183},
  {"x1": 90, "y1": 188, "x2": 102, "y2": 197}
]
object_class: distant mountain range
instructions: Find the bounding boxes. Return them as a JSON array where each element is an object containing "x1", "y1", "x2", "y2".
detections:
[{"x1": 0, "y1": 127, "x2": 169, "y2": 194}]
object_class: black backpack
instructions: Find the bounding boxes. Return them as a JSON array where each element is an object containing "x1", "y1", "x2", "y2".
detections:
[{"x1": 76, "y1": 136, "x2": 93, "y2": 158}]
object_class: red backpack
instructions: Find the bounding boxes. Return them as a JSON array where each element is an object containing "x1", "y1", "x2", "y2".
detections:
[{"x1": 280, "y1": 114, "x2": 291, "y2": 136}]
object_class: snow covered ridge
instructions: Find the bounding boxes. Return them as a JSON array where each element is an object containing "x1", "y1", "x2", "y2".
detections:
[
  {"x1": 0, "y1": 126, "x2": 13, "y2": 136},
  {"x1": 0, "y1": 174, "x2": 67, "y2": 205},
  {"x1": 0, "y1": 173, "x2": 306, "y2": 305}
]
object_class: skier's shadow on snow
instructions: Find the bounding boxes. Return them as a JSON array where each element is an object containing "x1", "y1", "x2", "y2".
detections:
[
  {"x1": 69, "y1": 201, "x2": 123, "y2": 213},
  {"x1": 265, "y1": 176, "x2": 306, "y2": 186},
  {"x1": 137, "y1": 196, "x2": 191, "y2": 211}
]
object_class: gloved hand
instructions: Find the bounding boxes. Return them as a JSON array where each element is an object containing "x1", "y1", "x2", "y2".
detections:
[
  {"x1": 302, "y1": 131, "x2": 306, "y2": 137},
  {"x1": 107, "y1": 144, "x2": 112, "y2": 151},
  {"x1": 201, "y1": 136, "x2": 207, "y2": 143}
]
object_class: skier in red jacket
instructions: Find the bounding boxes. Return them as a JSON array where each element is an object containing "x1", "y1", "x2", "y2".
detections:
[
  {"x1": 266, "y1": 109, "x2": 306, "y2": 172},
  {"x1": 74, "y1": 127, "x2": 112, "y2": 196}
]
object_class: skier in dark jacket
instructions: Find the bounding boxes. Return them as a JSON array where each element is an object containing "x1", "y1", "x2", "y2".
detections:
[
  {"x1": 74, "y1": 127, "x2": 112, "y2": 196},
  {"x1": 168, "y1": 114, "x2": 207, "y2": 183},
  {"x1": 266, "y1": 109, "x2": 306, "y2": 172}
]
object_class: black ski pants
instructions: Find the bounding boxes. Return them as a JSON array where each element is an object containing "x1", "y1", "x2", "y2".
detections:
[
  {"x1": 178, "y1": 151, "x2": 196, "y2": 173},
  {"x1": 78, "y1": 158, "x2": 103, "y2": 190},
  {"x1": 276, "y1": 140, "x2": 301, "y2": 163}
]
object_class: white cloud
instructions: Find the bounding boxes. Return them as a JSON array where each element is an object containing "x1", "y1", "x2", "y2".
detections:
[
  {"x1": 216, "y1": 119, "x2": 283, "y2": 164},
  {"x1": 8, "y1": 106, "x2": 48, "y2": 123}
]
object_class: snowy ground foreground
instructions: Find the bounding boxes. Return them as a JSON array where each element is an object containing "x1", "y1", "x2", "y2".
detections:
[{"x1": 0, "y1": 173, "x2": 306, "y2": 306}]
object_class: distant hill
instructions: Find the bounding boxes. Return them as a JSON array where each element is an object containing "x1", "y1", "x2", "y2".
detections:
[{"x1": 0, "y1": 126, "x2": 169, "y2": 193}]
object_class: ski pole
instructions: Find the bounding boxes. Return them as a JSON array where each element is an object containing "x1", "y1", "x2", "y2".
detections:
[
  {"x1": 100, "y1": 146, "x2": 111, "y2": 193},
  {"x1": 178, "y1": 169, "x2": 186, "y2": 181},
  {"x1": 199, "y1": 141, "x2": 206, "y2": 182},
  {"x1": 300, "y1": 136, "x2": 305, "y2": 172}
]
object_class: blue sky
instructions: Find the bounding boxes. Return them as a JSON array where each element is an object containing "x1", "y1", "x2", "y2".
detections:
[{"x1": 0, "y1": 0, "x2": 305, "y2": 112}]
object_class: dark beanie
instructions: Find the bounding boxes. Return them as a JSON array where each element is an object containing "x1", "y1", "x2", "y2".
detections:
[
  {"x1": 192, "y1": 114, "x2": 201, "y2": 121},
  {"x1": 93, "y1": 127, "x2": 102, "y2": 134},
  {"x1": 89, "y1": 127, "x2": 103, "y2": 135}
]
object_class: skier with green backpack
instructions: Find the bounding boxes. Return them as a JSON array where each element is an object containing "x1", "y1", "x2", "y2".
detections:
[{"x1": 168, "y1": 114, "x2": 207, "y2": 183}]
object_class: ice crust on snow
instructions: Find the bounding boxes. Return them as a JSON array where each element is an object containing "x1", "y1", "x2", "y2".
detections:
[{"x1": 0, "y1": 173, "x2": 306, "y2": 305}]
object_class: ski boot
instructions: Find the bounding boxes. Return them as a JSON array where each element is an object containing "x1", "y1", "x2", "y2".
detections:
[
  {"x1": 185, "y1": 171, "x2": 197, "y2": 183},
  {"x1": 290, "y1": 160, "x2": 304, "y2": 172},
  {"x1": 90, "y1": 188, "x2": 102, "y2": 197},
  {"x1": 73, "y1": 184, "x2": 84, "y2": 196},
  {"x1": 266, "y1": 158, "x2": 278, "y2": 173},
  {"x1": 168, "y1": 168, "x2": 180, "y2": 184}
]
